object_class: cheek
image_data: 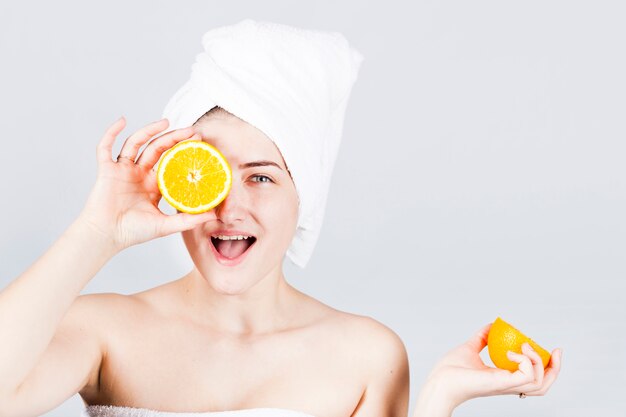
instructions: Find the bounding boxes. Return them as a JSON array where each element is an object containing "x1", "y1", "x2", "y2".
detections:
[
  {"x1": 259, "y1": 200, "x2": 292, "y2": 228},
  {"x1": 279, "y1": 192, "x2": 300, "y2": 239},
  {"x1": 254, "y1": 188, "x2": 299, "y2": 236}
]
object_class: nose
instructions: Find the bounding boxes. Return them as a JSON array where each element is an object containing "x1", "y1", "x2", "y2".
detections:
[{"x1": 213, "y1": 182, "x2": 247, "y2": 224}]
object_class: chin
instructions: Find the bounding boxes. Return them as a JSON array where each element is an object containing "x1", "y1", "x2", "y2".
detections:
[
  {"x1": 213, "y1": 283, "x2": 249, "y2": 296},
  {"x1": 204, "y1": 272, "x2": 255, "y2": 296}
]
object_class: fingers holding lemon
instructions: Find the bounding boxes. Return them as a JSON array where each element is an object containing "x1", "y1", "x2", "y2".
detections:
[
  {"x1": 487, "y1": 317, "x2": 551, "y2": 372},
  {"x1": 484, "y1": 317, "x2": 564, "y2": 398}
]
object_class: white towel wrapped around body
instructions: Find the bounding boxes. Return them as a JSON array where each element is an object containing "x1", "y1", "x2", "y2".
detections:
[
  {"x1": 83, "y1": 405, "x2": 316, "y2": 417},
  {"x1": 162, "y1": 19, "x2": 364, "y2": 268}
]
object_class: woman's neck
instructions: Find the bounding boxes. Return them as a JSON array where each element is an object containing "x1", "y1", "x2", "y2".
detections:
[{"x1": 178, "y1": 267, "x2": 302, "y2": 337}]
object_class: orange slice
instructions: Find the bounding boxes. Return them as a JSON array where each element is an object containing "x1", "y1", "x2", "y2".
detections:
[
  {"x1": 487, "y1": 317, "x2": 551, "y2": 372},
  {"x1": 157, "y1": 140, "x2": 232, "y2": 214}
]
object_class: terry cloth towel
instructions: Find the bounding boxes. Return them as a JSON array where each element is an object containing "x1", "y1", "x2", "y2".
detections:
[
  {"x1": 82, "y1": 405, "x2": 317, "y2": 417},
  {"x1": 161, "y1": 18, "x2": 364, "y2": 268}
]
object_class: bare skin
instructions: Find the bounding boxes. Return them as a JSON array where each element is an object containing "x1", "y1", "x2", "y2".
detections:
[
  {"x1": 76, "y1": 278, "x2": 406, "y2": 417},
  {"x1": 0, "y1": 115, "x2": 409, "y2": 417},
  {"x1": 0, "y1": 115, "x2": 560, "y2": 417}
]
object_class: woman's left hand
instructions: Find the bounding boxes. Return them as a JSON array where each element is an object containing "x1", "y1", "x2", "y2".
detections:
[{"x1": 426, "y1": 323, "x2": 563, "y2": 409}]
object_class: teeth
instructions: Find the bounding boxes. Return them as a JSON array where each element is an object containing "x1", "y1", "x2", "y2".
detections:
[{"x1": 212, "y1": 235, "x2": 251, "y2": 240}]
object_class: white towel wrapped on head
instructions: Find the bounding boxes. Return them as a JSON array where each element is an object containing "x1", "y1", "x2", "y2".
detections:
[{"x1": 162, "y1": 19, "x2": 364, "y2": 268}]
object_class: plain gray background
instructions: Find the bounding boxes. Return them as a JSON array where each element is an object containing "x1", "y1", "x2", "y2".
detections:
[{"x1": 1, "y1": 1, "x2": 624, "y2": 416}]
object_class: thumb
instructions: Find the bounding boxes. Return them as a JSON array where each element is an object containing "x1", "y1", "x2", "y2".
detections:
[
  {"x1": 465, "y1": 323, "x2": 492, "y2": 353},
  {"x1": 159, "y1": 211, "x2": 214, "y2": 236}
]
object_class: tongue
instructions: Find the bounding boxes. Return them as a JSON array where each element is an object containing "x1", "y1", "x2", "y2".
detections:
[{"x1": 216, "y1": 239, "x2": 251, "y2": 259}]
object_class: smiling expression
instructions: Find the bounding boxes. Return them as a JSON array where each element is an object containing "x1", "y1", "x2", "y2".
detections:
[{"x1": 180, "y1": 112, "x2": 300, "y2": 295}]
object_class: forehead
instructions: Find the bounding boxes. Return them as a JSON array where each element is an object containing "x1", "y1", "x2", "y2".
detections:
[{"x1": 192, "y1": 115, "x2": 285, "y2": 167}]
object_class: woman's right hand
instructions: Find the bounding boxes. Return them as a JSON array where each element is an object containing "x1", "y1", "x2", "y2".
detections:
[
  {"x1": 77, "y1": 117, "x2": 215, "y2": 253},
  {"x1": 415, "y1": 323, "x2": 562, "y2": 416}
]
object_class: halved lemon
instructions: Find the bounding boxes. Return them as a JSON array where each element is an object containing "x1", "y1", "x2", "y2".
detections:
[
  {"x1": 156, "y1": 140, "x2": 232, "y2": 214},
  {"x1": 487, "y1": 317, "x2": 551, "y2": 372}
]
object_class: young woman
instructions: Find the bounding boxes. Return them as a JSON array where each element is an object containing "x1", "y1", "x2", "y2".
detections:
[{"x1": 0, "y1": 21, "x2": 561, "y2": 417}]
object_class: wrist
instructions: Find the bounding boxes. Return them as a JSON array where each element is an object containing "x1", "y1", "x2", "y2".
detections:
[
  {"x1": 412, "y1": 373, "x2": 457, "y2": 417},
  {"x1": 72, "y1": 215, "x2": 122, "y2": 258}
]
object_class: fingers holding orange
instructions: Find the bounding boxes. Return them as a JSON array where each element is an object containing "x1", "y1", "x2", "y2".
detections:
[
  {"x1": 97, "y1": 116, "x2": 127, "y2": 164},
  {"x1": 487, "y1": 317, "x2": 551, "y2": 372},
  {"x1": 504, "y1": 350, "x2": 535, "y2": 387},
  {"x1": 136, "y1": 126, "x2": 199, "y2": 169},
  {"x1": 522, "y1": 342, "x2": 545, "y2": 387},
  {"x1": 502, "y1": 343, "x2": 545, "y2": 394},
  {"x1": 524, "y1": 348, "x2": 563, "y2": 397},
  {"x1": 426, "y1": 319, "x2": 562, "y2": 405},
  {"x1": 465, "y1": 323, "x2": 492, "y2": 353},
  {"x1": 117, "y1": 118, "x2": 170, "y2": 163},
  {"x1": 486, "y1": 317, "x2": 562, "y2": 398},
  {"x1": 156, "y1": 210, "x2": 216, "y2": 237},
  {"x1": 544, "y1": 348, "x2": 563, "y2": 384}
]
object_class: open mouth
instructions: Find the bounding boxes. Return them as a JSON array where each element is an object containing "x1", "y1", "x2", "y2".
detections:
[{"x1": 210, "y1": 235, "x2": 257, "y2": 260}]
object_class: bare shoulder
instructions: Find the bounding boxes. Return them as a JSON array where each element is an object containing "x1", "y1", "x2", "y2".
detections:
[
  {"x1": 313, "y1": 307, "x2": 410, "y2": 414},
  {"x1": 67, "y1": 292, "x2": 145, "y2": 332},
  {"x1": 337, "y1": 311, "x2": 407, "y2": 361},
  {"x1": 76, "y1": 279, "x2": 175, "y2": 309},
  {"x1": 71, "y1": 291, "x2": 139, "y2": 313},
  {"x1": 70, "y1": 282, "x2": 199, "y2": 334},
  {"x1": 312, "y1": 304, "x2": 409, "y2": 371}
]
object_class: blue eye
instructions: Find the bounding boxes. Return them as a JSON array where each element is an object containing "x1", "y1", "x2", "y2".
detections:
[{"x1": 251, "y1": 175, "x2": 273, "y2": 183}]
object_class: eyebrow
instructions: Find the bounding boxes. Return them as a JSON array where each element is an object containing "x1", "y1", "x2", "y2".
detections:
[{"x1": 238, "y1": 160, "x2": 284, "y2": 170}]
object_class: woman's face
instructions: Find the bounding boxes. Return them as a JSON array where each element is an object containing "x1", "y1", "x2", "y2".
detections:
[{"x1": 180, "y1": 114, "x2": 299, "y2": 295}]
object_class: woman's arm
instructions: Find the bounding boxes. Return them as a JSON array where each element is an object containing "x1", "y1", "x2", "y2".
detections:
[
  {"x1": 345, "y1": 318, "x2": 560, "y2": 417},
  {"x1": 411, "y1": 375, "x2": 455, "y2": 417},
  {"x1": 348, "y1": 318, "x2": 410, "y2": 417},
  {"x1": 0, "y1": 117, "x2": 213, "y2": 412},
  {"x1": 0, "y1": 219, "x2": 117, "y2": 398}
]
